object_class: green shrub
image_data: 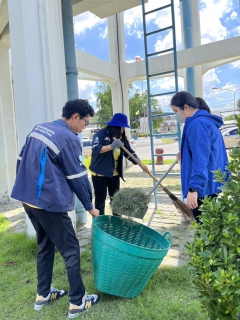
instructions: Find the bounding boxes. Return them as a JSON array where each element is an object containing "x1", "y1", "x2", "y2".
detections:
[{"x1": 186, "y1": 116, "x2": 240, "y2": 320}]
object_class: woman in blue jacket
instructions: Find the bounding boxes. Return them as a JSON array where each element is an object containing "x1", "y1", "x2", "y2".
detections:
[
  {"x1": 170, "y1": 91, "x2": 229, "y2": 223},
  {"x1": 90, "y1": 113, "x2": 148, "y2": 215}
]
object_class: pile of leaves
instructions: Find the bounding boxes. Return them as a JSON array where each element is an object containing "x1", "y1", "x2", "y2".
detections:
[
  {"x1": 186, "y1": 116, "x2": 240, "y2": 320},
  {"x1": 111, "y1": 188, "x2": 150, "y2": 219}
]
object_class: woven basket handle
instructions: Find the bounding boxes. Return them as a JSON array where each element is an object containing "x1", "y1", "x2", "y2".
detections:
[{"x1": 163, "y1": 231, "x2": 172, "y2": 245}]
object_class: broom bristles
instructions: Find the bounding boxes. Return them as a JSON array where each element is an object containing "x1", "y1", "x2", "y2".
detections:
[{"x1": 160, "y1": 185, "x2": 195, "y2": 220}]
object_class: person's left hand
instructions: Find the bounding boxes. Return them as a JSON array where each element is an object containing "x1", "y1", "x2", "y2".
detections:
[
  {"x1": 141, "y1": 164, "x2": 150, "y2": 173},
  {"x1": 186, "y1": 192, "x2": 198, "y2": 209}
]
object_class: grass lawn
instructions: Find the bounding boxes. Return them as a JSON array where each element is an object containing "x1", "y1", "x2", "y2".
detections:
[
  {"x1": 161, "y1": 138, "x2": 176, "y2": 144},
  {"x1": 84, "y1": 157, "x2": 176, "y2": 169},
  {"x1": 0, "y1": 214, "x2": 206, "y2": 320}
]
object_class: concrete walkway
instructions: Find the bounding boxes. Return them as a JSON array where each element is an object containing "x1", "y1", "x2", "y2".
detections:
[{"x1": 0, "y1": 163, "x2": 195, "y2": 267}]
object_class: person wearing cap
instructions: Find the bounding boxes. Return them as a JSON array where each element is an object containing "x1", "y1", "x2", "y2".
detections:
[{"x1": 90, "y1": 113, "x2": 149, "y2": 216}]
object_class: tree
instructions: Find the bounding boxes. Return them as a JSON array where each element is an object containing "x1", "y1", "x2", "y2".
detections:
[
  {"x1": 93, "y1": 82, "x2": 164, "y2": 131},
  {"x1": 237, "y1": 99, "x2": 240, "y2": 113},
  {"x1": 93, "y1": 82, "x2": 113, "y2": 127},
  {"x1": 128, "y1": 87, "x2": 163, "y2": 131}
]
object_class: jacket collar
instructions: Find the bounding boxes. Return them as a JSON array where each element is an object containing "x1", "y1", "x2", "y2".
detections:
[{"x1": 54, "y1": 119, "x2": 77, "y2": 135}]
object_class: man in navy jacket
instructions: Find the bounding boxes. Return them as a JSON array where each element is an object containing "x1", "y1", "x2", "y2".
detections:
[{"x1": 11, "y1": 99, "x2": 100, "y2": 318}]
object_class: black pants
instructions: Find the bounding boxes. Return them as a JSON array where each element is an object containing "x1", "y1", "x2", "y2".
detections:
[
  {"x1": 92, "y1": 175, "x2": 120, "y2": 215},
  {"x1": 23, "y1": 204, "x2": 85, "y2": 305},
  {"x1": 192, "y1": 194, "x2": 218, "y2": 223}
]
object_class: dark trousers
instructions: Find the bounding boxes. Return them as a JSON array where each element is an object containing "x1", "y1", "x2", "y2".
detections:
[
  {"x1": 192, "y1": 194, "x2": 218, "y2": 223},
  {"x1": 92, "y1": 175, "x2": 120, "y2": 215},
  {"x1": 23, "y1": 204, "x2": 85, "y2": 305}
]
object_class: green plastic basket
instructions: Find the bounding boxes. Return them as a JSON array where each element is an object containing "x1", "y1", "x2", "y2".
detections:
[{"x1": 91, "y1": 215, "x2": 172, "y2": 298}]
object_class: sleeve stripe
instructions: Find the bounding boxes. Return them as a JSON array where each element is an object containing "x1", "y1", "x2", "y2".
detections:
[
  {"x1": 18, "y1": 156, "x2": 22, "y2": 160},
  {"x1": 66, "y1": 171, "x2": 88, "y2": 180},
  {"x1": 29, "y1": 132, "x2": 60, "y2": 155}
]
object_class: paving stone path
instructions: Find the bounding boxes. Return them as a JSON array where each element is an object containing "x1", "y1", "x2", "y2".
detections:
[{"x1": 0, "y1": 163, "x2": 195, "y2": 266}]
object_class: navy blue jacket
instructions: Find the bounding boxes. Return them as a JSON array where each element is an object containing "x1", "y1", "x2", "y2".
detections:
[
  {"x1": 11, "y1": 119, "x2": 93, "y2": 212},
  {"x1": 89, "y1": 128, "x2": 139, "y2": 179},
  {"x1": 181, "y1": 110, "x2": 229, "y2": 198}
]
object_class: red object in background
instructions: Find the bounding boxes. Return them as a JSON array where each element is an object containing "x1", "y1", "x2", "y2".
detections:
[
  {"x1": 135, "y1": 56, "x2": 141, "y2": 61},
  {"x1": 155, "y1": 148, "x2": 164, "y2": 165}
]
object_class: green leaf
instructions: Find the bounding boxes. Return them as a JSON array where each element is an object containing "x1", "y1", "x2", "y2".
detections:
[{"x1": 220, "y1": 246, "x2": 228, "y2": 263}]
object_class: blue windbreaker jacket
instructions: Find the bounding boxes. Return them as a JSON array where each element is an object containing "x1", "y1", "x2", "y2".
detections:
[
  {"x1": 89, "y1": 128, "x2": 139, "y2": 179},
  {"x1": 11, "y1": 119, "x2": 93, "y2": 212},
  {"x1": 181, "y1": 110, "x2": 228, "y2": 198}
]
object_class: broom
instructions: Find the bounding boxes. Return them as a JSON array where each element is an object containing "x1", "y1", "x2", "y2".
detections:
[{"x1": 114, "y1": 138, "x2": 194, "y2": 220}]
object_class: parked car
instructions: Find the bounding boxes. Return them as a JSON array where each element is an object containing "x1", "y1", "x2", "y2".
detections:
[
  {"x1": 221, "y1": 126, "x2": 239, "y2": 149},
  {"x1": 82, "y1": 137, "x2": 92, "y2": 147}
]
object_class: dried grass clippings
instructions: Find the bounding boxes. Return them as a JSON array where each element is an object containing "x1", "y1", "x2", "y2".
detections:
[{"x1": 111, "y1": 188, "x2": 150, "y2": 222}]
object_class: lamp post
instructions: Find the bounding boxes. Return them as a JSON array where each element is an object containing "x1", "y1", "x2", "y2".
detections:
[{"x1": 212, "y1": 87, "x2": 240, "y2": 115}]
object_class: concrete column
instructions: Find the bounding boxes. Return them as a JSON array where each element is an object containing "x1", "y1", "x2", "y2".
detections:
[
  {"x1": 0, "y1": 48, "x2": 18, "y2": 203},
  {"x1": 107, "y1": 13, "x2": 128, "y2": 112},
  {"x1": 111, "y1": 82, "x2": 130, "y2": 118},
  {"x1": 180, "y1": 0, "x2": 203, "y2": 96},
  {"x1": 191, "y1": 0, "x2": 203, "y2": 97},
  {"x1": 107, "y1": 13, "x2": 131, "y2": 138},
  {"x1": 7, "y1": 0, "x2": 69, "y2": 235},
  {"x1": 8, "y1": 0, "x2": 67, "y2": 148}
]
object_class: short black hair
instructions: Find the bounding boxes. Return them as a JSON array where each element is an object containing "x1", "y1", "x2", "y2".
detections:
[{"x1": 62, "y1": 99, "x2": 95, "y2": 119}]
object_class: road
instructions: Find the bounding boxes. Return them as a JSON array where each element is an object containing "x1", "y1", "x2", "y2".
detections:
[
  {"x1": 135, "y1": 138, "x2": 179, "y2": 159},
  {"x1": 83, "y1": 137, "x2": 179, "y2": 160}
]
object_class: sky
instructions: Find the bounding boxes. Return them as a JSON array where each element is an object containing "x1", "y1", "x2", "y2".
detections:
[{"x1": 74, "y1": 0, "x2": 240, "y2": 115}]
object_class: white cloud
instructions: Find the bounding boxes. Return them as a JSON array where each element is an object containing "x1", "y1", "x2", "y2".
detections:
[
  {"x1": 232, "y1": 26, "x2": 240, "y2": 35},
  {"x1": 200, "y1": 0, "x2": 233, "y2": 44},
  {"x1": 124, "y1": 0, "x2": 180, "y2": 39},
  {"x1": 202, "y1": 69, "x2": 220, "y2": 95},
  {"x1": 124, "y1": 0, "x2": 182, "y2": 53},
  {"x1": 73, "y1": 12, "x2": 106, "y2": 35},
  {"x1": 153, "y1": 77, "x2": 184, "y2": 112},
  {"x1": 230, "y1": 60, "x2": 240, "y2": 69},
  {"x1": 99, "y1": 26, "x2": 108, "y2": 39},
  {"x1": 231, "y1": 11, "x2": 238, "y2": 19},
  {"x1": 78, "y1": 80, "x2": 97, "y2": 107},
  {"x1": 153, "y1": 77, "x2": 176, "y2": 90}
]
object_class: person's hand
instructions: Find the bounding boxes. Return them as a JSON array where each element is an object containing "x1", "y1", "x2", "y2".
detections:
[
  {"x1": 89, "y1": 208, "x2": 99, "y2": 218},
  {"x1": 186, "y1": 192, "x2": 198, "y2": 209},
  {"x1": 177, "y1": 151, "x2": 181, "y2": 161},
  {"x1": 141, "y1": 164, "x2": 150, "y2": 173},
  {"x1": 111, "y1": 139, "x2": 123, "y2": 150}
]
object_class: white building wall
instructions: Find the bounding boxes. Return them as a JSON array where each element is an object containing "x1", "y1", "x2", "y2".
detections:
[
  {"x1": 8, "y1": 0, "x2": 67, "y2": 148},
  {"x1": 0, "y1": 48, "x2": 18, "y2": 202}
]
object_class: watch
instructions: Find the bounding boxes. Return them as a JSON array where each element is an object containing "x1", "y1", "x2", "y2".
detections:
[{"x1": 188, "y1": 187, "x2": 197, "y2": 193}]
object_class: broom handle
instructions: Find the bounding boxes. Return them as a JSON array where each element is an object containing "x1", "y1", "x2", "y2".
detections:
[
  {"x1": 113, "y1": 139, "x2": 193, "y2": 220},
  {"x1": 147, "y1": 157, "x2": 179, "y2": 197},
  {"x1": 113, "y1": 137, "x2": 157, "y2": 179},
  {"x1": 113, "y1": 137, "x2": 177, "y2": 184}
]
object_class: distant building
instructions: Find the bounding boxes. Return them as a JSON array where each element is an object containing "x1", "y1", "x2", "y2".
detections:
[{"x1": 139, "y1": 116, "x2": 177, "y2": 133}]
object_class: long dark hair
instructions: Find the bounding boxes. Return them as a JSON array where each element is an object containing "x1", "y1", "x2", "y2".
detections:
[
  {"x1": 106, "y1": 126, "x2": 130, "y2": 147},
  {"x1": 170, "y1": 91, "x2": 211, "y2": 113}
]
